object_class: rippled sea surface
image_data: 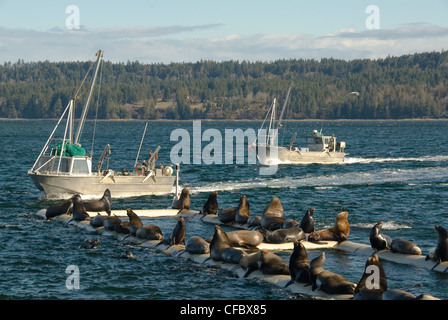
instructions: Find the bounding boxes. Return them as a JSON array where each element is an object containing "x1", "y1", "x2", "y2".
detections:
[{"x1": 1, "y1": 119, "x2": 448, "y2": 300}]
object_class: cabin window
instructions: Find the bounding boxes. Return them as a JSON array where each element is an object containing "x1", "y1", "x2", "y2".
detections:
[{"x1": 72, "y1": 158, "x2": 90, "y2": 174}]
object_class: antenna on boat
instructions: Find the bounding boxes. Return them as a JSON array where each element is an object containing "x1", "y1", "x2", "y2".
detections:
[{"x1": 135, "y1": 122, "x2": 149, "y2": 168}]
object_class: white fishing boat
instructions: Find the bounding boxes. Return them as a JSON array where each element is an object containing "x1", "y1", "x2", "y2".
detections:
[
  {"x1": 28, "y1": 50, "x2": 179, "y2": 199},
  {"x1": 253, "y1": 87, "x2": 347, "y2": 165}
]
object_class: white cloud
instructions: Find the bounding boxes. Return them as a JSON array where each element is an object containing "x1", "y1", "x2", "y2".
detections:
[{"x1": 0, "y1": 23, "x2": 447, "y2": 63}]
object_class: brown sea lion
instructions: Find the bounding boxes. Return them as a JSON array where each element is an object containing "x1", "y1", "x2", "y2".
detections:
[
  {"x1": 71, "y1": 194, "x2": 90, "y2": 221},
  {"x1": 186, "y1": 236, "x2": 210, "y2": 254},
  {"x1": 285, "y1": 241, "x2": 311, "y2": 287},
  {"x1": 260, "y1": 227, "x2": 306, "y2": 244},
  {"x1": 83, "y1": 189, "x2": 112, "y2": 215},
  {"x1": 45, "y1": 195, "x2": 75, "y2": 219},
  {"x1": 235, "y1": 195, "x2": 250, "y2": 224},
  {"x1": 172, "y1": 188, "x2": 190, "y2": 211},
  {"x1": 226, "y1": 230, "x2": 264, "y2": 248},
  {"x1": 299, "y1": 207, "x2": 315, "y2": 233},
  {"x1": 354, "y1": 253, "x2": 387, "y2": 300},
  {"x1": 200, "y1": 191, "x2": 219, "y2": 215},
  {"x1": 170, "y1": 217, "x2": 186, "y2": 245},
  {"x1": 239, "y1": 250, "x2": 263, "y2": 278},
  {"x1": 369, "y1": 221, "x2": 392, "y2": 251},
  {"x1": 258, "y1": 249, "x2": 290, "y2": 275},
  {"x1": 308, "y1": 211, "x2": 350, "y2": 243},
  {"x1": 425, "y1": 225, "x2": 448, "y2": 263},
  {"x1": 209, "y1": 225, "x2": 231, "y2": 261},
  {"x1": 221, "y1": 247, "x2": 247, "y2": 264},
  {"x1": 217, "y1": 207, "x2": 237, "y2": 223},
  {"x1": 136, "y1": 224, "x2": 163, "y2": 240},
  {"x1": 390, "y1": 238, "x2": 421, "y2": 255},
  {"x1": 126, "y1": 208, "x2": 143, "y2": 237},
  {"x1": 103, "y1": 215, "x2": 122, "y2": 231}
]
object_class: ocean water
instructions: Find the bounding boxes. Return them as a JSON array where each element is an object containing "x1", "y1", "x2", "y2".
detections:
[{"x1": 1, "y1": 119, "x2": 448, "y2": 300}]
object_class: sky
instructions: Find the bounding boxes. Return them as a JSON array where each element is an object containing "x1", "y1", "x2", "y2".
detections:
[{"x1": 0, "y1": 0, "x2": 447, "y2": 63}]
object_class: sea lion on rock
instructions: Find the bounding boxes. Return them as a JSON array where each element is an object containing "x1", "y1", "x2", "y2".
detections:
[
  {"x1": 136, "y1": 224, "x2": 163, "y2": 240},
  {"x1": 369, "y1": 221, "x2": 392, "y2": 251},
  {"x1": 186, "y1": 236, "x2": 210, "y2": 254},
  {"x1": 258, "y1": 250, "x2": 290, "y2": 275},
  {"x1": 200, "y1": 191, "x2": 219, "y2": 215},
  {"x1": 285, "y1": 241, "x2": 311, "y2": 287},
  {"x1": 239, "y1": 250, "x2": 263, "y2": 278},
  {"x1": 235, "y1": 195, "x2": 250, "y2": 224},
  {"x1": 310, "y1": 252, "x2": 356, "y2": 294},
  {"x1": 260, "y1": 227, "x2": 306, "y2": 244},
  {"x1": 390, "y1": 238, "x2": 421, "y2": 255},
  {"x1": 103, "y1": 215, "x2": 122, "y2": 231},
  {"x1": 308, "y1": 211, "x2": 350, "y2": 243},
  {"x1": 299, "y1": 208, "x2": 315, "y2": 233},
  {"x1": 127, "y1": 209, "x2": 143, "y2": 237},
  {"x1": 217, "y1": 208, "x2": 236, "y2": 223},
  {"x1": 354, "y1": 253, "x2": 387, "y2": 300},
  {"x1": 83, "y1": 189, "x2": 111, "y2": 215},
  {"x1": 222, "y1": 247, "x2": 247, "y2": 264},
  {"x1": 72, "y1": 194, "x2": 90, "y2": 221},
  {"x1": 425, "y1": 225, "x2": 448, "y2": 263},
  {"x1": 90, "y1": 213, "x2": 109, "y2": 228},
  {"x1": 172, "y1": 188, "x2": 190, "y2": 210},
  {"x1": 45, "y1": 195, "x2": 74, "y2": 219},
  {"x1": 209, "y1": 225, "x2": 231, "y2": 261},
  {"x1": 225, "y1": 230, "x2": 264, "y2": 248}
]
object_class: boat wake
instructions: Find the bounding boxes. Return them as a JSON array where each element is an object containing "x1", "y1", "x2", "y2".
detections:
[{"x1": 344, "y1": 155, "x2": 448, "y2": 164}]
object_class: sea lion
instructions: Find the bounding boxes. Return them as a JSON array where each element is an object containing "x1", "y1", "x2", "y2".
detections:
[
  {"x1": 114, "y1": 221, "x2": 130, "y2": 234},
  {"x1": 308, "y1": 211, "x2": 350, "y2": 243},
  {"x1": 269, "y1": 219, "x2": 299, "y2": 230},
  {"x1": 260, "y1": 227, "x2": 306, "y2": 244},
  {"x1": 239, "y1": 250, "x2": 263, "y2": 278},
  {"x1": 310, "y1": 252, "x2": 356, "y2": 294},
  {"x1": 218, "y1": 208, "x2": 236, "y2": 223},
  {"x1": 382, "y1": 289, "x2": 419, "y2": 300},
  {"x1": 354, "y1": 253, "x2": 387, "y2": 300},
  {"x1": 221, "y1": 247, "x2": 247, "y2": 264},
  {"x1": 226, "y1": 230, "x2": 264, "y2": 248},
  {"x1": 136, "y1": 224, "x2": 163, "y2": 240},
  {"x1": 390, "y1": 238, "x2": 421, "y2": 255},
  {"x1": 82, "y1": 238, "x2": 99, "y2": 249},
  {"x1": 369, "y1": 221, "x2": 392, "y2": 251},
  {"x1": 285, "y1": 241, "x2": 311, "y2": 287},
  {"x1": 235, "y1": 195, "x2": 250, "y2": 224},
  {"x1": 90, "y1": 213, "x2": 109, "y2": 228},
  {"x1": 170, "y1": 217, "x2": 186, "y2": 245},
  {"x1": 257, "y1": 249, "x2": 290, "y2": 275},
  {"x1": 299, "y1": 208, "x2": 315, "y2": 233},
  {"x1": 425, "y1": 225, "x2": 448, "y2": 263},
  {"x1": 200, "y1": 191, "x2": 219, "y2": 215},
  {"x1": 209, "y1": 225, "x2": 231, "y2": 261},
  {"x1": 72, "y1": 194, "x2": 90, "y2": 221},
  {"x1": 260, "y1": 197, "x2": 288, "y2": 230},
  {"x1": 83, "y1": 189, "x2": 112, "y2": 215},
  {"x1": 127, "y1": 209, "x2": 143, "y2": 237},
  {"x1": 103, "y1": 215, "x2": 122, "y2": 231},
  {"x1": 172, "y1": 188, "x2": 190, "y2": 210},
  {"x1": 186, "y1": 236, "x2": 210, "y2": 254},
  {"x1": 45, "y1": 195, "x2": 74, "y2": 219}
]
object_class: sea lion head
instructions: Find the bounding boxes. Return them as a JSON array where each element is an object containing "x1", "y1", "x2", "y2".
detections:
[{"x1": 263, "y1": 196, "x2": 284, "y2": 218}]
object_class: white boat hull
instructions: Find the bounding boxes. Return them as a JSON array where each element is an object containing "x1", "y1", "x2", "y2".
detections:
[
  {"x1": 257, "y1": 145, "x2": 346, "y2": 165},
  {"x1": 29, "y1": 170, "x2": 176, "y2": 199}
]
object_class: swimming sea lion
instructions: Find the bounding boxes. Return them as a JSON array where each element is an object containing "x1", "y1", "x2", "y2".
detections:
[
  {"x1": 83, "y1": 238, "x2": 99, "y2": 249},
  {"x1": 369, "y1": 221, "x2": 392, "y2": 251},
  {"x1": 308, "y1": 211, "x2": 350, "y2": 243},
  {"x1": 172, "y1": 188, "x2": 190, "y2": 210},
  {"x1": 45, "y1": 195, "x2": 74, "y2": 219},
  {"x1": 425, "y1": 225, "x2": 448, "y2": 263},
  {"x1": 90, "y1": 213, "x2": 109, "y2": 228},
  {"x1": 136, "y1": 224, "x2": 163, "y2": 240},
  {"x1": 209, "y1": 225, "x2": 231, "y2": 261},
  {"x1": 218, "y1": 208, "x2": 237, "y2": 223},
  {"x1": 354, "y1": 253, "x2": 387, "y2": 300},
  {"x1": 186, "y1": 236, "x2": 210, "y2": 254},
  {"x1": 299, "y1": 207, "x2": 315, "y2": 233},
  {"x1": 72, "y1": 194, "x2": 90, "y2": 221},
  {"x1": 260, "y1": 227, "x2": 306, "y2": 244},
  {"x1": 83, "y1": 189, "x2": 112, "y2": 215},
  {"x1": 257, "y1": 249, "x2": 290, "y2": 275},
  {"x1": 103, "y1": 215, "x2": 122, "y2": 231},
  {"x1": 310, "y1": 252, "x2": 356, "y2": 294},
  {"x1": 225, "y1": 230, "x2": 264, "y2": 248},
  {"x1": 235, "y1": 195, "x2": 250, "y2": 224},
  {"x1": 221, "y1": 247, "x2": 247, "y2": 264},
  {"x1": 170, "y1": 217, "x2": 186, "y2": 245},
  {"x1": 127, "y1": 209, "x2": 143, "y2": 237},
  {"x1": 390, "y1": 238, "x2": 421, "y2": 255},
  {"x1": 285, "y1": 241, "x2": 311, "y2": 287},
  {"x1": 200, "y1": 191, "x2": 219, "y2": 215},
  {"x1": 239, "y1": 250, "x2": 263, "y2": 277}
]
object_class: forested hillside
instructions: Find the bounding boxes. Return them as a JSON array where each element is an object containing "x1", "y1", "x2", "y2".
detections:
[{"x1": 1, "y1": 51, "x2": 447, "y2": 120}]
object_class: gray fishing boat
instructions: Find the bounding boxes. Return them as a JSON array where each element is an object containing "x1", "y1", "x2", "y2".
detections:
[
  {"x1": 254, "y1": 87, "x2": 347, "y2": 165},
  {"x1": 28, "y1": 50, "x2": 179, "y2": 199}
]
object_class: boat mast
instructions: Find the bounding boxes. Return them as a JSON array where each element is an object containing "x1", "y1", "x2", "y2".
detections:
[
  {"x1": 277, "y1": 86, "x2": 292, "y2": 129},
  {"x1": 74, "y1": 50, "x2": 103, "y2": 146}
]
